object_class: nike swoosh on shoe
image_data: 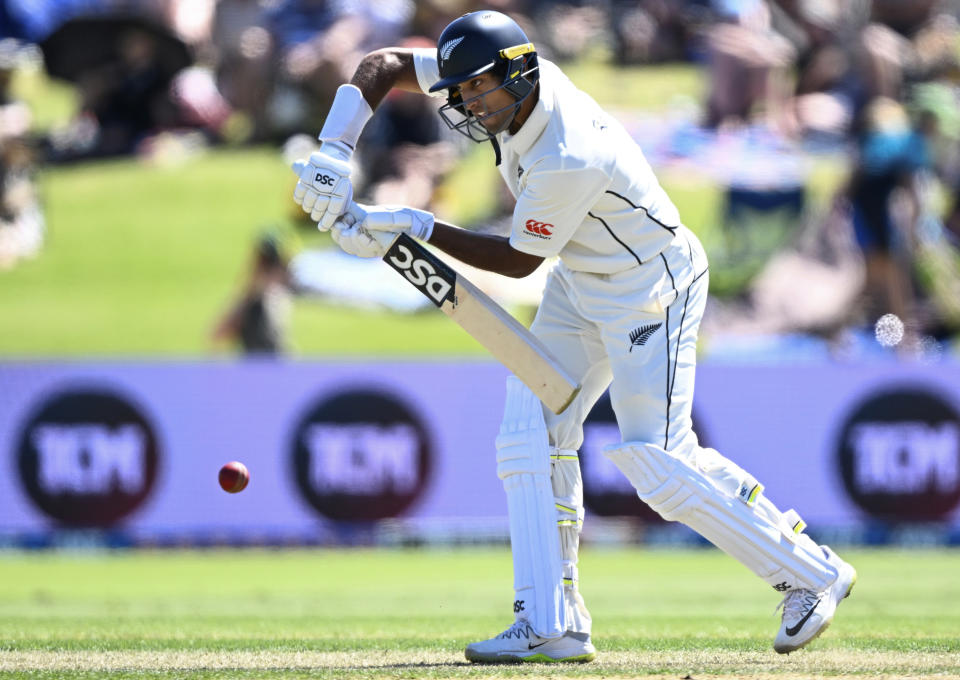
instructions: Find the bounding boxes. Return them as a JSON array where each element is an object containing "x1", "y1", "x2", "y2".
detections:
[{"x1": 785, "y1": 597, "x2": 822, "y2": 636}]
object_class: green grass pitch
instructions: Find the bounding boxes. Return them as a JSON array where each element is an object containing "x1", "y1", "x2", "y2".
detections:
[{"x1": 1, "y1": 546, "x2": 958, "y2": 679}]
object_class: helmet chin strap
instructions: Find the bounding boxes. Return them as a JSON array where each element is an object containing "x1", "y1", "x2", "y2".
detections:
[
  {"x1": 479, "y1": 99, "x2": 522, "y2": 166},
  {"x1": 439, "y1": 79, "x2": 535, "y2": 165},
  {"x1": 486, "y1": 79, "x2": 538, "y2": 165},
  {"x1": 491, "y1": 138, "x2": 502, "y2": 165}
]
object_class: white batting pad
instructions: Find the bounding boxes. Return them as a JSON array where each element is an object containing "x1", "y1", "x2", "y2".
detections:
[
  {"x1": 604, "y1": 442, "x2": 837, "y2": 592},
  {"x1": 496, "y1": 376, "x2": 566, "y2": 638},
  {"x1": 551, "y1": 448, "x2": 592, "y2": 635}
]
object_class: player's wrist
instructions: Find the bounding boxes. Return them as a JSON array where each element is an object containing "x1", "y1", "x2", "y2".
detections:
[
  {"x1": 318, "y1": 84, "x2": 373, "y2": 151},
  {"x1": 415, "y1": 213, "x2": 434, "y2": 241},
  {"x1": 318, "y1": 140, "x2": 353, "y2": 163},
  {"x1": 408, "y1": 208, "x2": 434, "y2": 241}
]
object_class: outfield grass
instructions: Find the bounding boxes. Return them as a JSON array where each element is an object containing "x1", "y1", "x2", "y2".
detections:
[
  {"x1": 5, "y1": 143, "x2": 730, "y2": 358},
  {"x1": 1, "y1": 547, "x2": 958, "y2": 678},
  {"x1": 1, "y1": 149, "x2": 484, "y2": 357}
]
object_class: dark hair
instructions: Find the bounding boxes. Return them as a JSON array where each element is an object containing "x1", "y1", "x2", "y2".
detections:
[{"x1": 256, "y1": 235, "x2": 282, "y2": 267}]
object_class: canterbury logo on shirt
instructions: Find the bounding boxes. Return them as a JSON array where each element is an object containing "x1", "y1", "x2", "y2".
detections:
[{"x1": 524, "y1": 219, "x2": 553, "y2": 238}]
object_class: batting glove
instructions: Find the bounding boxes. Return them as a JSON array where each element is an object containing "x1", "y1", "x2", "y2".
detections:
[
  {"x1": 292, "y1": 142, "x2": 354, "y2": 231},
  {"x1": 347, "y1": 202, "x2": 435, "y2": 241},
  {"x1": 330, "y1": 222, "x2": 397, "y2": 258},
  {"x1": 292, "y1": 84, "x2": 373, "y2": 232}
]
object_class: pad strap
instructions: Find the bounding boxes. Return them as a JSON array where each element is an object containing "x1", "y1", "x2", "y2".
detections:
[{"x1": 551, "y1": 448, "x2": 591, "y2": 635}]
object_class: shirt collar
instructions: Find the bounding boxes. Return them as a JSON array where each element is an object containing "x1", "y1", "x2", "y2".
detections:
[{"x1": 500, "y1": 66, "x2": 552, "y2": 157}]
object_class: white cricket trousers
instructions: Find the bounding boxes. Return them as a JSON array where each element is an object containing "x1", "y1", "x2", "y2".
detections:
[
  {"x1": 532, "y1": 224, "x2": 709, "y2": 456},
  {"x1": 522, "y1": 225, "x2": 840, "y2": 607}
]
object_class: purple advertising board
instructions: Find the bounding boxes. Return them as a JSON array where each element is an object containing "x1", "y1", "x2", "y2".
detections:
[{"x1": 1, "y1": 360, "x2": 958, "y2": 543}]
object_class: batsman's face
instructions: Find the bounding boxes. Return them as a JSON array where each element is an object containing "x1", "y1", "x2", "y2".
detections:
[{"x1": 456, "y1": 72, "x2": 516, "y2": 134}]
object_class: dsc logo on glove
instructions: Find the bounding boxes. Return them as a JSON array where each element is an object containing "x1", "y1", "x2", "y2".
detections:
[{"x1": 314, "y1": 173, "x2": 336, "y2": 186}]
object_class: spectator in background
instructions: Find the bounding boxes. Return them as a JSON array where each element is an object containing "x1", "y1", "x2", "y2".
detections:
[
  {"x1": 0, "y1": 39, "x2": 44, "y2": 268},
  {"x1": 770, "y1": 0, "x2": 960, "y2": 141},
  {"x1": 355, "y1": 36, "x2": 457, "y2": 210},
  {"x1": 251, "y1": 0, "x2": 347, "y2": 140},
  {"x1": 83, "y1": 26, "x2": 182, "y2": 156},
  {"x1": 857, "y1": 0, "x2": 960, "y2": 106},
  {"x1": 843, "y1": 96, "x2": 933, "y2": 334},
  {"x1": 947, "y1": 185, "x2": 960, "y2": 245},
  {"x1": 0, "y1": 0, "x2": 28, "y2": 40},
  {"x1": 702, "y1": 0, "x2": 797, "y2": 128},
  {"x1": 210, "y1": 0, "x2": 275, "y2": 141},
  {"x1": 764, "y1": 0, "x2": 859, "y2": 141},
  {"x1": 40, "y1": 12, "x2": 205, "y2": 161},
  {"x1": 611, "y1": 0, "x2": 709, "y2": 65},
  {"x1": 212, "y1": 233, "x2": 292, "y2": 355},
  {"x1": 529, "y1": 0, "x2": 607, "y2": 62},
  {"x1": 211, "y1": 0, "x2": 415, "y2": 143},
  {"x1": 0, "y1": 0, "x2": 109, "y2": 44},
  {"x1": 158, "y1": 0, "x2": 217, "y2": 53},
  {"x1": 409, "y1": 0, "x2": 473, "y2": 40},
  {"x1": 698, "y1": 0, "x2": 960, "y2": 140},
  {"x1": 903, "y1": 83, "x2": 960, "y2": 343}
]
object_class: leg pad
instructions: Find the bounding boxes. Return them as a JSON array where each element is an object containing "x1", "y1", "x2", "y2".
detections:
[
  {"x1": 604, "y1": 442, "x2": 837, "y2": 592},
  {"x1": 497, "y1": 376, "x2": 566, "y2": 636}
]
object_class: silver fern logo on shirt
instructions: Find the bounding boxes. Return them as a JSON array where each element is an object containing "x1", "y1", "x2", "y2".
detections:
[
  {"x1": 628, "y1": 323, "x2": 662, "y2": 351},
  {"x1": 440, "y1": 36, "x2": 465, "y2": 62}
]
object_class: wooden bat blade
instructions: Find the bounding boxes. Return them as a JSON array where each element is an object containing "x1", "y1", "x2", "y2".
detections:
[{"x1": 383, "y1": 233, "x2": 580, "y2": 414}]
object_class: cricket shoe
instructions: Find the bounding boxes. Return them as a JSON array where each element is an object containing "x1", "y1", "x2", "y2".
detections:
[
  {"x1": 773, "y1": 546, "x2": 857, "y2": 654},
  {"x1": 464, "y1": 621, "x2": 596, "y2": 663}
]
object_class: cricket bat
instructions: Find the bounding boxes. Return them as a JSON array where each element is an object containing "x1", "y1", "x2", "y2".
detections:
[{"x1": 383, "y1": 233, "x2": 580, "y2": 414}]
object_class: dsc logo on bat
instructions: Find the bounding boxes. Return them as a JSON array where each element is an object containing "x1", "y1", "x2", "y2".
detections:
[{"x1": 384, "y1": 234, "x2": 456, "y2": 307}]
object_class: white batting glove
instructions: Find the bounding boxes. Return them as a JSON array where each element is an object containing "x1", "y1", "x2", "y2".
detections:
[
  {"x1": 292, "y1": 142, "x2": 354, "y2": 231},
  {"x1": 349, "y1": 202, "x2": 435, "y2": 241},
  {"x1": 291, "y1": 84, "x2": 373, "y2": 231},
  {"x1": 330, "y1": 221, "x2": 398, "y2": 258}
]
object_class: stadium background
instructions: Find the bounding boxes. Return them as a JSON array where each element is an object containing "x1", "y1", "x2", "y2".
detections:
[{"x1": 2, "y1": 1, "x2": 960, "y2": 678}]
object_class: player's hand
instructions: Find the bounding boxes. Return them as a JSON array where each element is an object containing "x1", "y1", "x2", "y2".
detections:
[
  {"x1": 330, "y1": 221, "x2": 397, "y2": 258},
  {"x1": 292, "y1": 141, "x2": 353, "y2": 231},
  {"x1": 349, "y1": 202, "x2": 435, "y2": 241}
]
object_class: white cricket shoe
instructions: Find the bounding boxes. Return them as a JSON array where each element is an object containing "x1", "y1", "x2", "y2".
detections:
[
  {"x1": 465, "y1": 621, "x2": 596, "y2": 663},
  {"x1": 773, "y1": 546, "x2": 857, "y2": 654}
]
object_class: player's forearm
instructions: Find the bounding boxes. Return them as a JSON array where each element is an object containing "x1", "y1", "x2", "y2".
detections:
[
  {"x1": 350, "y1": 48, "x2": 423, "y2": 111},
  {"x1": 428, "y1": 221, "x2": 544, "y2": 278},
  {"x1": 312, "y1": 48, "x2": 420, "y2": 157}
]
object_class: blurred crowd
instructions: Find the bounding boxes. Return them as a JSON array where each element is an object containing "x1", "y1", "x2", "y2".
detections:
[{"x1": 2, "y1": 0, "x2": 960, "y2": 356}]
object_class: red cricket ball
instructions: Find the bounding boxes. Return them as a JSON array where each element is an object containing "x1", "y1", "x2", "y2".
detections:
[{"x1": 218, "y1": 461, "x2": 250, "y2": 493}]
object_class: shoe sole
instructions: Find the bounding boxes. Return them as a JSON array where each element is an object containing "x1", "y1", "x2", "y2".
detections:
[
  {"x1": 775, "y1": 567, "x2": 858, "y2": 654},
  {"x1": 465, "y1": 649, "x2": 597, "y2": 664}
]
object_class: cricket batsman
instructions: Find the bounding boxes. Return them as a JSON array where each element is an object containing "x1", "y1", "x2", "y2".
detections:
[{"x1": 291, "y1": 9, "x2": 857, "y2": 663}]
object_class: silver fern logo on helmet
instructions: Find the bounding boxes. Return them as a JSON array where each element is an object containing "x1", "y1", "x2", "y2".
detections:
[{"x1": 440, "y1": 36, "x2": 465, "y2": 62}]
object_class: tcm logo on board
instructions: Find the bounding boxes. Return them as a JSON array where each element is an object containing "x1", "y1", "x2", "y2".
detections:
[
  {"x1": 16, "y1": 388, "x2": 160, "y2": 526},
  {"x1": 290, "y1": 388, "x2": 433, "y2": 521},
  {"x1": 836, "y1": 386, "x2": 960, "y2": 521}
]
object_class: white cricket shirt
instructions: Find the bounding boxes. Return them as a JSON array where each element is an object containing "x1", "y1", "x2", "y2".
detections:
[{"x1": 413, "y1": 50, "x2": 683, "y2": 274}]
